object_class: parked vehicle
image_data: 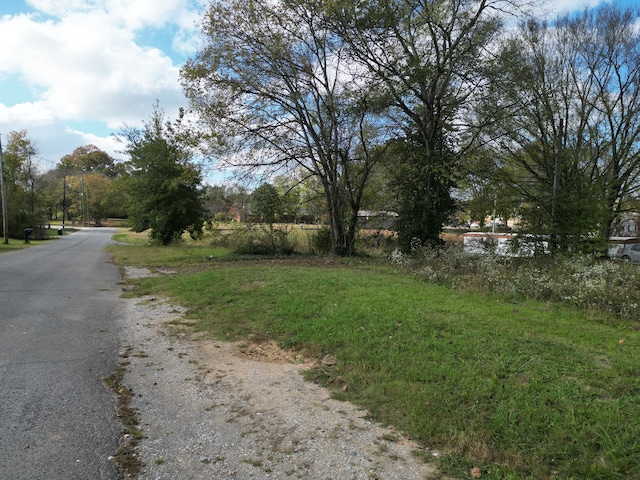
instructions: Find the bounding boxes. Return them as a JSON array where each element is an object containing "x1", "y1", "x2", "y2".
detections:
[{"x1": 614, "y1": 243, "x2": 640, "y2": 263}]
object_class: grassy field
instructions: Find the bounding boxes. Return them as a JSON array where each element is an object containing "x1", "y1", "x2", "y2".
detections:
[{"x1": 108, "y1": 241, "x2": 640, "y2": 480}]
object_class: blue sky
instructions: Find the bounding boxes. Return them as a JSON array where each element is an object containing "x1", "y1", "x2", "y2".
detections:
[{"x1": 0, "y1": 0, "x2": 636, "y2": 177}]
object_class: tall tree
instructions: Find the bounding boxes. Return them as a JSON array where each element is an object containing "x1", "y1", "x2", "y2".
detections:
[
  {"x1": 485, "y1": 5, "x2": 640, "y2": 252},
  {"x1": 55, "y1": 145, "x2": 125, "y2": 225},
  {"x1": 574, "y1": 5, "x2": 640, "y2": 244},
  {"x1": 1, "y1": 130, "x2": 44, "y2": 236},
  {"x1": 182, "y1": 0, "x2": 388, "y2": 255},
  {"x1": 120, "y1": 105, "x2": 204, "y2": 245},
  {"x1": 3, "y1": 130, "x2": 39, "y2": 214},
  {"x1": 59, "y1": 145, "x2": 119, "y2": 177},
  {"x1": 326, "y1": 0, "x2": 517, "y2": 250},
  {"x1": 252, "y1": 183, "x2": 281, "y2": 225}
]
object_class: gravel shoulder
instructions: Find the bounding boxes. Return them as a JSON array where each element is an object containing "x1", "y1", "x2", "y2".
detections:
[{"x1": 118, "y1": 267, "x2": 445, "y2": 479}]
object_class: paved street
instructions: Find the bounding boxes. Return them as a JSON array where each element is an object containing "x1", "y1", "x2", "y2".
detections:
[{"x1": 0, "y1": 228, "x2": 123, "y2": 479}]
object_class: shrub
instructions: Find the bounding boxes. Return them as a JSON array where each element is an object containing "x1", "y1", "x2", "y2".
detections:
[
  {"x1": 311, "y1": 227, "x2": 332, "y2": 255},
  {"x1": 395, "y1": 244, "x2": 640, "y2": 321},
  {"x1": 230, "y1": 224, "x2": 295, "y2": 255}
]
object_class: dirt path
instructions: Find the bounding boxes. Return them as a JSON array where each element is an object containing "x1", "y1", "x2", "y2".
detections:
[{"x1": 118, "y1": 269, "x2": 444, "y2": 479}]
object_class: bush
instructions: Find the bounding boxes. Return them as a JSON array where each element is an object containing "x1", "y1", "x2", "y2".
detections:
[
  {"x1": 311, "y1": 227, "x2": 332, "y2": 255},
  {"x1": 230, "y1": 224, "x2": 295, "y2": 255},
  {"x1": 392, "y1": 243, "x2": 640, "y2": 321},
  {"x1": 8, "y1": 209, "x2": 46, "y2": 240},
  {"x1": 356, "y1": 230, "x2": 397, "y2": 255}
]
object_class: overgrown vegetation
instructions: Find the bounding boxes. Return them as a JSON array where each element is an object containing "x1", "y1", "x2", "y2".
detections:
[
  {"x1": 110, "y1": 240, "x2": 640, "y2": 480},
  {"x1": 103, "y1": 357, "x2": 144, "y2": 477},
  {"x1": 392, "y1": 244, "x2": 640, "y2": 321}
]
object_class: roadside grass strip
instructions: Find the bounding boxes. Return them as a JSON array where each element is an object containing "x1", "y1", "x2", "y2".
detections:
[{"x1": 118, "y1": 259, "x2": 640, "y2": 479}]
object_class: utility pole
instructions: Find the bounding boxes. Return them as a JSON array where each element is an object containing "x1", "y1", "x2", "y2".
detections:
[
  {"x1": 81, "y1": 177, "x2": 86, "y2": 227},
  {"x1": 62, "y1": 175, "x2": 66, "y2": 229},
  {"x1": 0, "y1": 134, "x2": 9, "y2": 244}
]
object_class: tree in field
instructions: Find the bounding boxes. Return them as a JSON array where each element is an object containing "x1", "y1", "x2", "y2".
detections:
[
  {"x1": 61, "y1": 173, "x2": 126, "y2": 225},
  {"x1": 59, "y1": 144, "x2": 119, "y2": 177},
  {"x1": 573, "y1": 6, "x2": 640, "y2": 245},
  {"x1": 484, "y1": 5, "x2": 640, "y2": 252},
  {"x1": 55, "y1": 145, "x2": 126, "y2": 225},
  {"x1": 252, "y1": 183, "x2": 281, "y2": 225},
  {"x1": 274, "y1": 175, "x2": 302, "y2": 222},
  {"x1": 203, "y1": 184, "x2": 234, "y2": 221},
  {"x1": 326, "y1": 0, "x2": 521, "y2": 250},
  {"x1": 181, "y1": 0, "x2": 388, "y2": 256},
  {"x1": 119, "y1": 106, "x2": 204, "y2": 245}
]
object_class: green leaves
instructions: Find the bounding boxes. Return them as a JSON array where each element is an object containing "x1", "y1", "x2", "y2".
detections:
[{"x1": 120, "y1": 105, "x2": 204, "y2": 245}]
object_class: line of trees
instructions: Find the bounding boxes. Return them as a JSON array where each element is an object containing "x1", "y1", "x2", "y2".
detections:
[
  {"x1": 181, "y1": 0, "x2": 640, "y2": 255},
  {"x1": 0, "y1": 132, "x2": 129, "y2": 238},
  {"x1": 0, "y1": 109, "x2": 206, "y2": 245}
]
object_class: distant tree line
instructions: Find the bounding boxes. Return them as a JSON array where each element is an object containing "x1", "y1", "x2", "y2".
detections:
[{"x1": 0, "y1": 131, "x2": 128, "y2": 239}]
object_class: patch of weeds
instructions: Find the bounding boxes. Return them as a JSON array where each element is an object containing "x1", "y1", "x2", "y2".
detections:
[
  {"x1": 380, "y1": 432, "x2": 400, "y2": 443},
  {"x1": 125, "y1": 428, "x2": 145, "y2": 440},
  {"x1": 348, "y1": 419, "x2": 363, "y2": 430},
  {"x1": 119, "y1": 345, "x2": 134, "y2": 358},
  {"x1": 155, "y1": 458, "x2": 165, "y2": 465},
  {"x1": 103, "y1": 362, "x2": 144, "y2": 477},
  {"x1": 375, "y1": 443, "x2": 389, "y2": 455}
]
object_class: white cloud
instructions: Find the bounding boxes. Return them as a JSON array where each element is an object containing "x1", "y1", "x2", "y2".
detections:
[
  {"x1": 26, "y1": 0, "x2": 199, "y2": 30},
  {"x1": 0, "y1": 101, "x2": 56, "y2": 125},
  {"x1": 0, "y1": 7, "x2": 184, "y2": 120},
  {"x1": 538, "y1": 0, "x2": 617, "y2": 17},
  {"x1": 0, "y1": 0, "x2": 202, "y2": 164}
]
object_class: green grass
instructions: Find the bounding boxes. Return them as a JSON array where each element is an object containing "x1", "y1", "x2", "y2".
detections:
[
  {"x1": 111, "y1": 247, "x2": 640, "y2": 479},
  {"x1": 107, "y1": 241, "x2": 233, "y2": 266},
  {"x1": 111, "y1": 229, "x2": 151, "y2": 245},
  {"x1": 0, "y1": 236, "x2": 59, "y2": 252}
]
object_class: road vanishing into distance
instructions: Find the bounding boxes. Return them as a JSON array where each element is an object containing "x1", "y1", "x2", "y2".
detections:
[{"x1": 0, "y1": 228, "x2": 123, "y2": 479}]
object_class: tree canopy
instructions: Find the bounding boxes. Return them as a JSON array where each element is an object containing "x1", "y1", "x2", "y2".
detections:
[
  {"x1": 119, "y1": 105, "x2": 204, "y2": 245},
  {"x1": 59, "y1": 144, "x2": 120, "y2": 177},
  {"x1": 182, "y1": 0, "x2": 388, "y2": 255},
  {"x1": 479, "y1": 5, "x2": 640, "y2": 252},
  {"x1": 182, "y1": 0, "x2": 533, "y2": 254},
  {"x1": 1, "y1": 130, "x2": 43, "y2": 237}
]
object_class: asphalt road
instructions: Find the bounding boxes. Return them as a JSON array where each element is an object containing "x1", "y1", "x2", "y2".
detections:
[{"x1": 0, "y1": 228, "x2": 124, "y2": 479}]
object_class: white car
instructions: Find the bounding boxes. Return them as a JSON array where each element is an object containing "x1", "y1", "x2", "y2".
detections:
[{"x1": 615, "y1": 243, "x2": 640, "y2": 263}]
